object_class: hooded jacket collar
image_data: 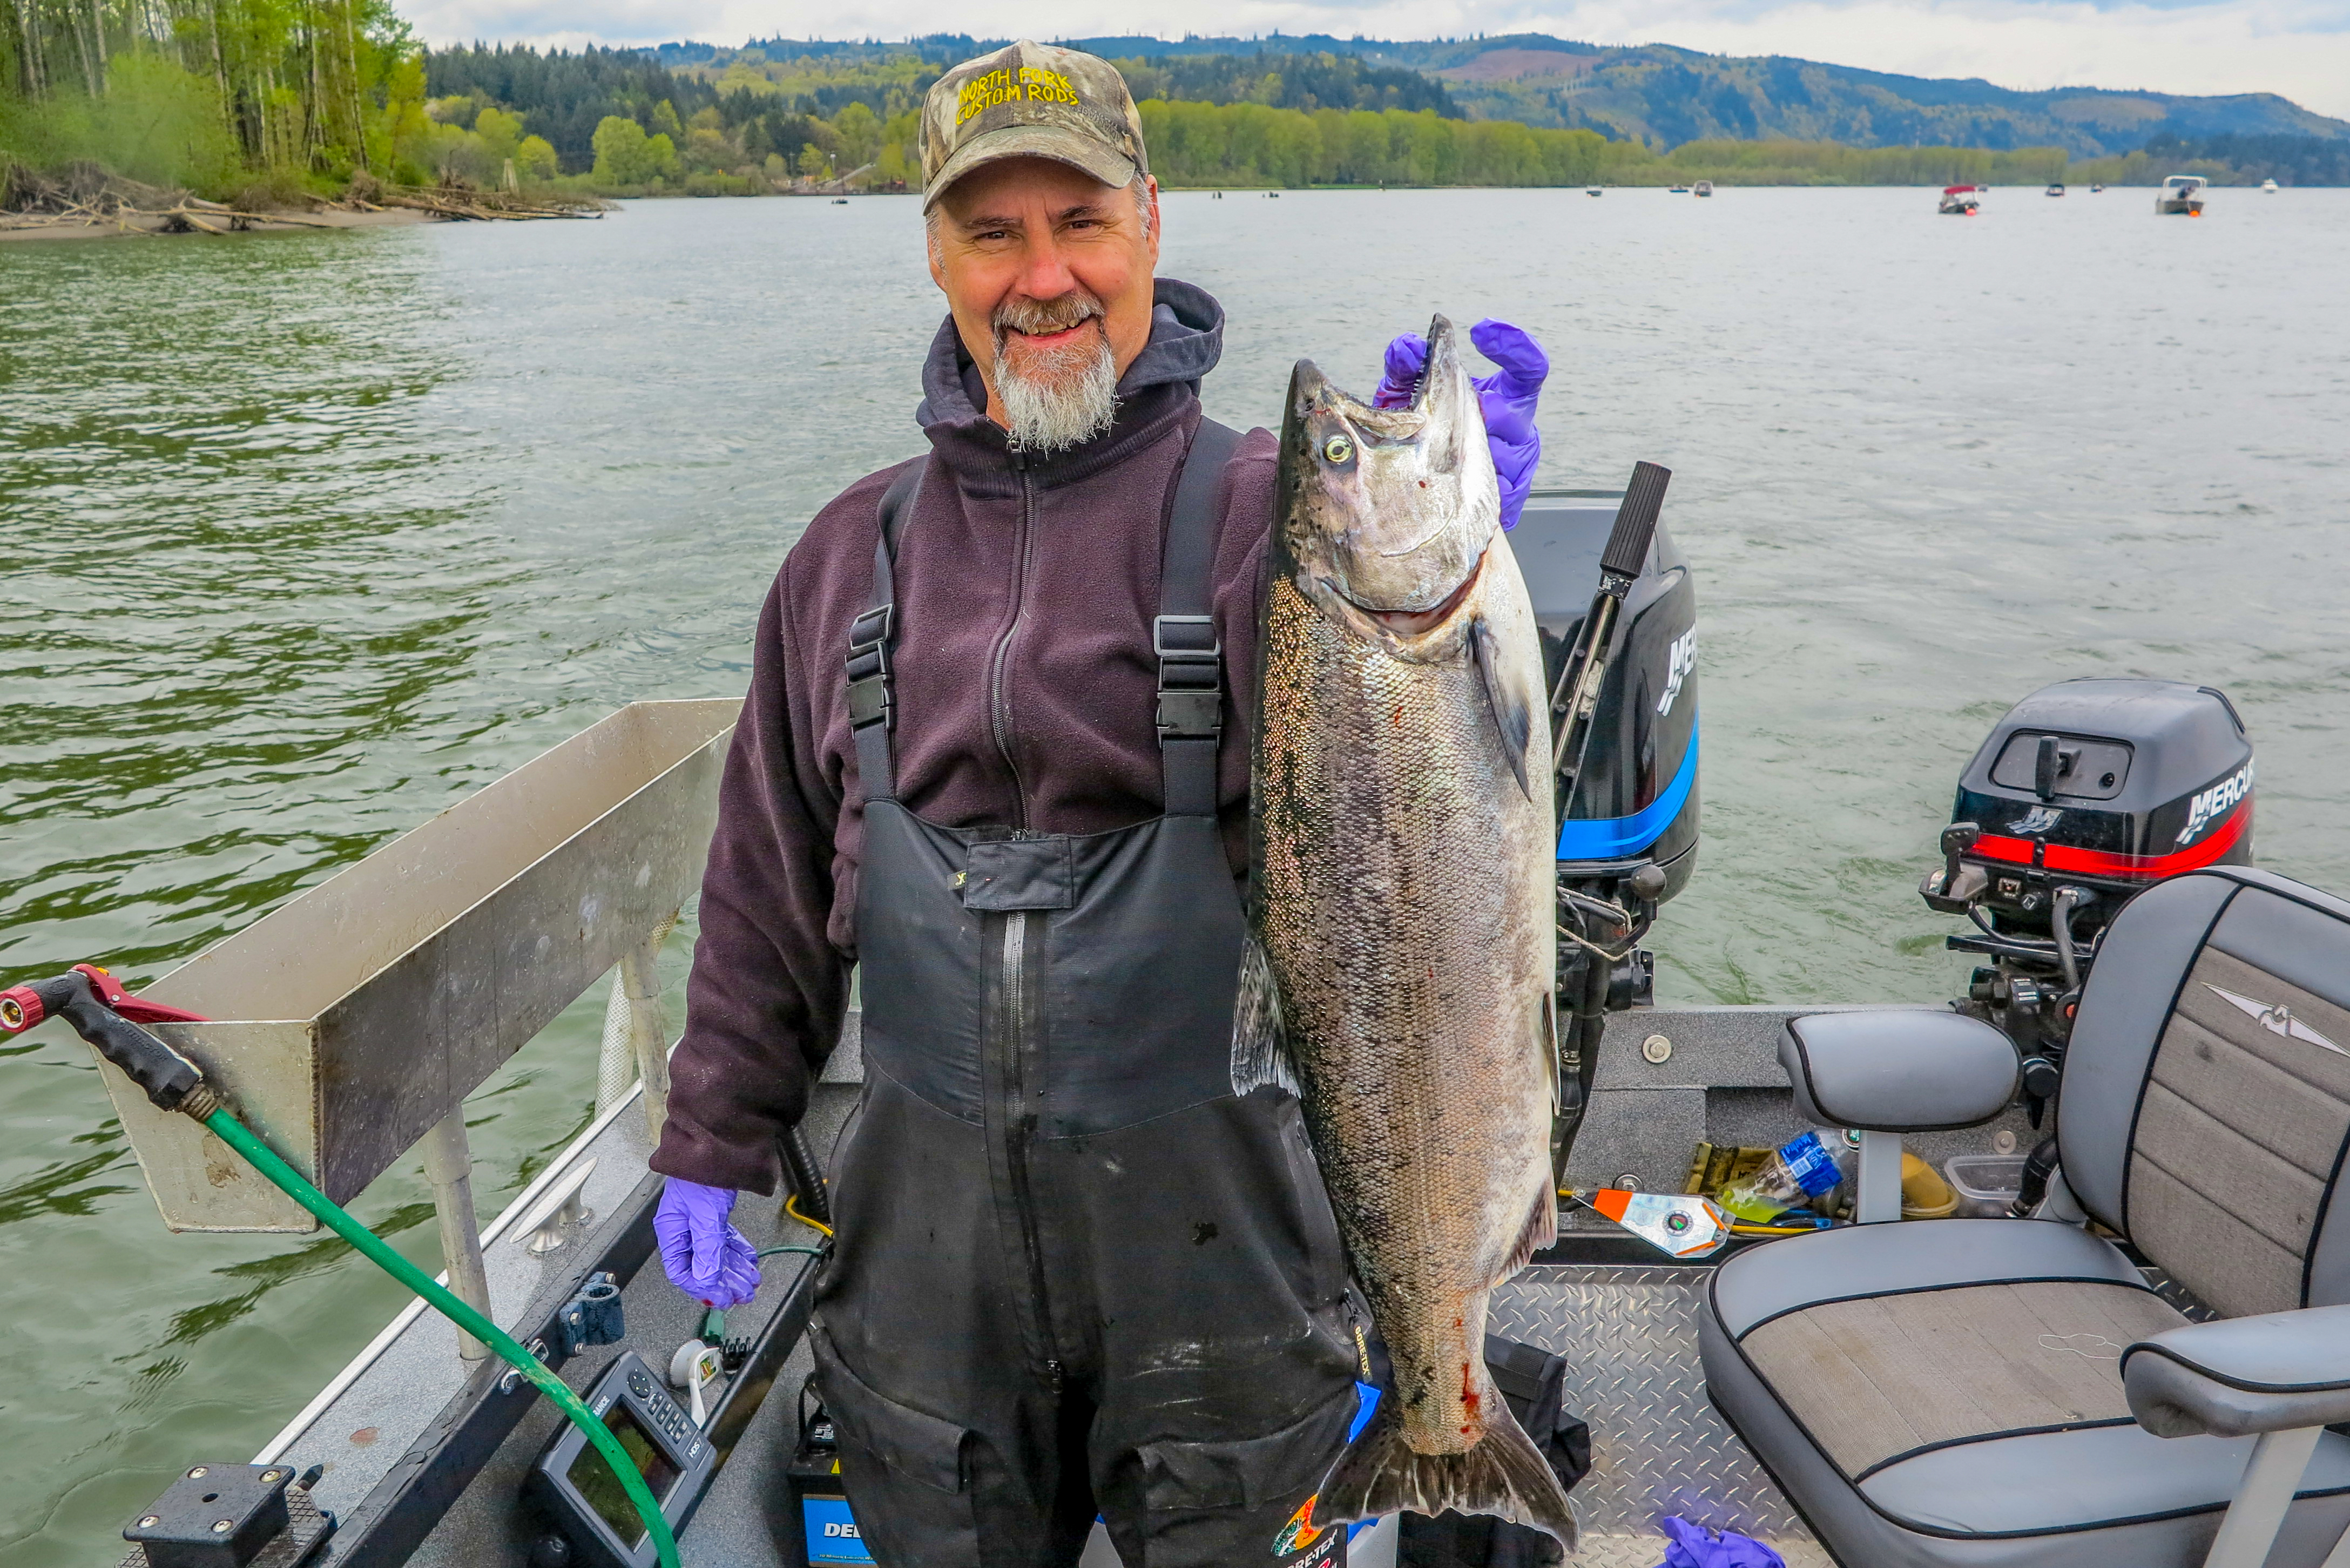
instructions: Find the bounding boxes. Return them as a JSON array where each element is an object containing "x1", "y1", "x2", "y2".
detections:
[{"x1": 916, "y1": 278, "x2": 1225, "y2": 495}]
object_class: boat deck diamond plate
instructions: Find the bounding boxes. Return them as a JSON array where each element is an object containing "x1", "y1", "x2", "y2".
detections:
[{"x1": 1492, "y1": 1264, "x2": 1834, "y2": 1568}]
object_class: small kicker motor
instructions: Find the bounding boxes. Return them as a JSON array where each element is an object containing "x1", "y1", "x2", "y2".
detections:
[{"x1": 1922, "y1": 677, "x2": 2253, "y2": 1121}]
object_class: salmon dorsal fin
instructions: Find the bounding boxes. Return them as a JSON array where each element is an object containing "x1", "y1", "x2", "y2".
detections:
[
  {"x1": 1230, "y1": 933, "x2": 1301, "y2": 1097},
  {"x1": 1471, "y1": 614, "x2": 1533, "y2": 801}
]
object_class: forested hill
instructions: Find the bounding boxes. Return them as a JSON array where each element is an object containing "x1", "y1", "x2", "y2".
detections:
[{"x1": 743, "y1": 31, "x2": 2347, "y2": 158}]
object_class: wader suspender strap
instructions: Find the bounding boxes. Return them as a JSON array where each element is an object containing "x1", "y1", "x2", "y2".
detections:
[
  {"x1": 847, "y1": 461, "x2": 922, "y2": 801},
  {"x1": 1157, "y1": 417, "x2": 1241, "y2": 818},
  {"x1": 846, "y1": 419, "x2": 1241, "y2": 811}
]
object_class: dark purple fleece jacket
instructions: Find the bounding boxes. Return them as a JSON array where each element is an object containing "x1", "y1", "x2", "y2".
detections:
[{"x1": 650, "y1": 280, "x2": 1277, "y2": 1194}]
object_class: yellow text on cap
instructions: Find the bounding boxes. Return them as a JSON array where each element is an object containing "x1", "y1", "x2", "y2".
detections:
[{"x1": 956, "y1": 66, "x2": 1083, "y2": 126}]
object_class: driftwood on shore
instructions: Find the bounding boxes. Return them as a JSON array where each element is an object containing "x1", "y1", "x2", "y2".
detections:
[{"x1": 0, "y1": 160, "x2": 610, "y2": 235}]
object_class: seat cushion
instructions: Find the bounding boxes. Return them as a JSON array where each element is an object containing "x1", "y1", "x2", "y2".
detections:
[
  {"x1": 1741, "y1": 1277, "x2": 2185, "y2": 1479},
  {"x1": 1701, "y1": 1218, "x2": 2350, "y2": 1565}
]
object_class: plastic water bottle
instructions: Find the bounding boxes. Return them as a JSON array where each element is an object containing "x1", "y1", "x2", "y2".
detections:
[{"x1": 1718, "y1": 1131, "x2": 1844, "y2": 1222}]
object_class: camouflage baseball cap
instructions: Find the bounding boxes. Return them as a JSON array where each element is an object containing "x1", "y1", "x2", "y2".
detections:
[{"x1": 920, "y1": 40, "x2": 1149, "y2": 211}]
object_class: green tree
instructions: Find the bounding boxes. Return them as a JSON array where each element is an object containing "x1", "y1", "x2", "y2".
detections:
[
  {"x1": 591, "y1": 113, "x2": 654, "y2": 183},
  {"x1": 796, "y1": 140, "x2": 826, "y2": 178},
  {"x1": 651, "y1": 98, "x2": 683, "y2": 140},
  {"x1": 473, "y1": 105, "x2": 524, "y2": 160},
  {"x1": 832, "y1": 99, "x2": 879, "y2": 167},
  {"x1": 515, "y1": 133, "x2": 557, "y2": 181}
]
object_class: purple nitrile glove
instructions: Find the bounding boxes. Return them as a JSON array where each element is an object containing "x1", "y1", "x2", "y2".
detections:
[
  {"x1": 1655, "y1": 1515, "x2": 1787, "y2": 1568},
  {"x1": 654, "y1": 1177, "x2": 760, "y2": 1310},
  {"x1": 1374, "y1": 318, "x2": 1549, "y2": 530}
]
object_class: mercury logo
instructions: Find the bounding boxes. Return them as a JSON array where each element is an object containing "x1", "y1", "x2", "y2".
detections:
[
  {"x1": 2177, "y1": 761, "x2": 2252, "y2": 845},
  {"x1": 2203, "y1": 983, "x2": 2348, "y2": 1059},
  {"x1": 1657, "y1": 628, "x2": 1696, "y2": 717}
]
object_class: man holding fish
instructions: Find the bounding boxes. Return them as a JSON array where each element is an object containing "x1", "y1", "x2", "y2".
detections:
[{"x1": 645, "y1": 38, "x2": 1571, "y2": 1566}]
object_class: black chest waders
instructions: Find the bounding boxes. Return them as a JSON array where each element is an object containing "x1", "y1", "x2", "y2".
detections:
[{"x1": 809, "y1": 422, "x2": 1365, "y2": 1568}]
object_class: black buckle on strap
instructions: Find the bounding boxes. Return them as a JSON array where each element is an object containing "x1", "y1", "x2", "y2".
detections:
[
  {"x1": 1154, "y1": 615, "x2": 1222, "y2": 741},
  {"x1": 846, "y1": 604, "x2": 895, "y2": 730}
]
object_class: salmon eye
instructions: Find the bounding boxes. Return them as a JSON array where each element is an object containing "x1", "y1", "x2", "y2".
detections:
[{"x1": 1321, "y1": 435, "x2": 1354, "y2": 464}]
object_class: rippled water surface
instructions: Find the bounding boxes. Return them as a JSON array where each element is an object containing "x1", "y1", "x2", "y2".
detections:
[{"x1": 4, "y1": 187, "x2": 2347, "y2": 1559}]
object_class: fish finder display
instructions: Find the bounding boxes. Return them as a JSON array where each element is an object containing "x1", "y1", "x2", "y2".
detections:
[{"x1": 566, "y1": 1404, "x2": 680, "y2": 1547}]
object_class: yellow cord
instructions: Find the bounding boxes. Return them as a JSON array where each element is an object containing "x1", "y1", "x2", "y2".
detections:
[{"x1": 784, "y1": 1192, "x2": 834, "y2": 1237}]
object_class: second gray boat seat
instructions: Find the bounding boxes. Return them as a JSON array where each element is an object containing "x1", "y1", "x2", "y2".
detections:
[{"x1": 1702, "y1": 866, "x2": 2350, "y2": 1567}]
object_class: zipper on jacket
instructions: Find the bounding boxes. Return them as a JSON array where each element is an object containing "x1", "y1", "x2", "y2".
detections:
[{"x1": 985, "y1": 462, "x2": 1035, "y2": 829}]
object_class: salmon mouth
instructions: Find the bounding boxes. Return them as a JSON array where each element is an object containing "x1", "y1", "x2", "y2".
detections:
[{"x1": 1330, "y1": 549, "x2": 1485, "y2": 637}]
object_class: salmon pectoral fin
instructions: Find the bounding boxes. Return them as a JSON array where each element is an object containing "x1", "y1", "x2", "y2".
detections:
[
  {"x1": 1230, "y1": 932, "x2": 1301, "y2": 1097},
  {"x1": 1471, "y1": 614, "x2": 1534, "y2": 802},
  {"x1": 1309, "y1": 1400, "x2": 1577, "y2": 1552},
  {"x1": 1501, "y1": 1179, "x2": 1560, "y2": 1283}
]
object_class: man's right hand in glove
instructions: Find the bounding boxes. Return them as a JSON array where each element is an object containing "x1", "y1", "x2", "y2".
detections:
[{"x1": 654, "y1": 1177, "x2": 761, "y2": 1309}]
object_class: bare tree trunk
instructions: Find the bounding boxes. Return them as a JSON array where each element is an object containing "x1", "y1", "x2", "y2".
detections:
[
  {"x1": 1, "y1": 0, "x2": 34, "y2": 98},
  {"x1": 342, "y1": 0, "x2": 368, "y2": 168},
  {"x1": 85, "y1": 0, "x2": 105, "y2": 93},
  {"x1": 67, "y1": 0, "x2": 101, "y2": 96},
  {"x1": 306, "y1": 15, "x2": 325, "y2": 159},
  {"x1": 207, "y1": 0, "x2": 229, "y2": 133}
]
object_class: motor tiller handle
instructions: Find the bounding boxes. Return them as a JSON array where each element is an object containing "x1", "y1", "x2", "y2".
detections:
[{"x1": 1601, "y1": 461, "x2": 1671, "y2": 580}]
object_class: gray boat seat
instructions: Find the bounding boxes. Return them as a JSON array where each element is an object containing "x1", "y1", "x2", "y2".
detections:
[{"x1": 1701, "y1": 867, "x2": 2350, "y2": 1566}]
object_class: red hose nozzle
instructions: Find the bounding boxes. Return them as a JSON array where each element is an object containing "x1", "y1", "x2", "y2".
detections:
[{"x1": 0, "y1": 985, "x2": 42, "y2": 1034}]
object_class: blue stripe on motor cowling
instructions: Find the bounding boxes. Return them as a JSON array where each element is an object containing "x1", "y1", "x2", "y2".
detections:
[{"x1": 1556, "y1": 725, "x2": 1698, "y2": 862}]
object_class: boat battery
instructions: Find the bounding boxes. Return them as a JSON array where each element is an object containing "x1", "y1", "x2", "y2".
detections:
[
  {"x1": 527, "y1": 1350, "x2": 717, "y2": 1568},
  {"x1": 783, "y1": 1374, "x2": 873, "y2": 1566}
]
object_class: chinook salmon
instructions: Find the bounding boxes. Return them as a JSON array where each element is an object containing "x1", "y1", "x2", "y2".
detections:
[{"x1": 1235, "y1": 316, "x2": 1573, "y2": 1548}]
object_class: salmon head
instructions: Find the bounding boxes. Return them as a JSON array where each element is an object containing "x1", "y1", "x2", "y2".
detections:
[{"x1": 1274, "y1": 314, "x2": 1501, "y2": 658}]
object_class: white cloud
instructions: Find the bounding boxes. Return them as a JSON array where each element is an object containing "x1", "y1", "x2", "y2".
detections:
[{"x1": 401, "y1": 0, "x2": 2350, "y2": 119}]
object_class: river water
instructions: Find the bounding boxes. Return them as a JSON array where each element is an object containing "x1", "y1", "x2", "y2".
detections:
[{"x1": 3, "y1": 186, "x2": 2347, "y2": 1559}]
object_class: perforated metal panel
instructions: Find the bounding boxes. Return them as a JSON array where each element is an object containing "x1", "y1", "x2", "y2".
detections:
[{"x1": 1490, "y1": 1265, "x2": 1834, "y2": 1568}]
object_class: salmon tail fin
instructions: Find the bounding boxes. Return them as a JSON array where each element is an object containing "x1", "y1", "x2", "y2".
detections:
[{"x1": 1311, "y1": 1401, "x2": 1577, "y2": 1553}]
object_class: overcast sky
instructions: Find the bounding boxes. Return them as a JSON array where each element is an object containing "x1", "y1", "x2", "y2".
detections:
[{"x1": 404, "y1": 0, "x2": 2350, "y2": 120}]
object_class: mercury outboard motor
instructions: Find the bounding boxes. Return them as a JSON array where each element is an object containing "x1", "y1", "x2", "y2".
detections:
[
  {"x1": 1514, "y1": 475, "x2": 1700, "y2": 1177},
  {"x1": 1922, "y1": 677, "x2": 2253, "y2": 1119}
]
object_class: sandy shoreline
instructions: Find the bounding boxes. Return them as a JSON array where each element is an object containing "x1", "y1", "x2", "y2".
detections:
[{"x1": 0, "y1": 206, "x2": 439, "y2": 243}]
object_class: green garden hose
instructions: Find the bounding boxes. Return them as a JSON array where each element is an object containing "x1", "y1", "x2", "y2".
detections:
[
  {"x1": 202, "y1": 1107, "x2": 682, "y2": 1568},
  {"x1": 2, "y1": 966, "x2": 683, "y2": 1565}
]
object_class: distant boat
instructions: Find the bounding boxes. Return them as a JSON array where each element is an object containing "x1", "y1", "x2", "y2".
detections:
[
  {"x1": 2045, "y1": 182, "x2": 2066, "y2": 197},
  {"x1": 2263, "y1": 177, "x2": 2280, "y2": 193},
  {"x1": 1586, "y1": 185, "x2": 1603, "y2": 197},
  {"x1": 1938, "y1": 184, "x2": 1982, "y2": 216},
  {"x1": 1693, "y1": 180, "x2": 1713, "y2": 197},
  {"x1": 1669, "y1": 184, "x2": 1691, "y2": 193},
  {"x1": 2091, "y1": 183, "x2": 2105, "y2": 193},
  {"x1": 2156, "y1": 174, "x2": 2207, "y2": 216}
]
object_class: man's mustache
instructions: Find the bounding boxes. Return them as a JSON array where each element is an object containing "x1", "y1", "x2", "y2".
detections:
[{"x1": 993, "y1": 292, "x2": 1105, "y2": 341}]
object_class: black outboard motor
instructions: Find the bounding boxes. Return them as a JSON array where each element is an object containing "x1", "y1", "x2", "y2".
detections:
[
  {"x1": 1513, "y1": 482, "x2": 1699, "y2": 1175},
  {"x1": 1923, "y1": 678, "x2": 2252, "y2": 1117}
]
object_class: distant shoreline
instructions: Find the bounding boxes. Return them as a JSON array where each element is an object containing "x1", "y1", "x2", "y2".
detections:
[{"x1": 0, "y1": 207, "x2": 436, "y2": 244}]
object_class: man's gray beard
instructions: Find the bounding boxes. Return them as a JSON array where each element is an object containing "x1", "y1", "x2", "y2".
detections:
[{"x1": 995, "y1": 318, "x2": 1119, "y2": 455}]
